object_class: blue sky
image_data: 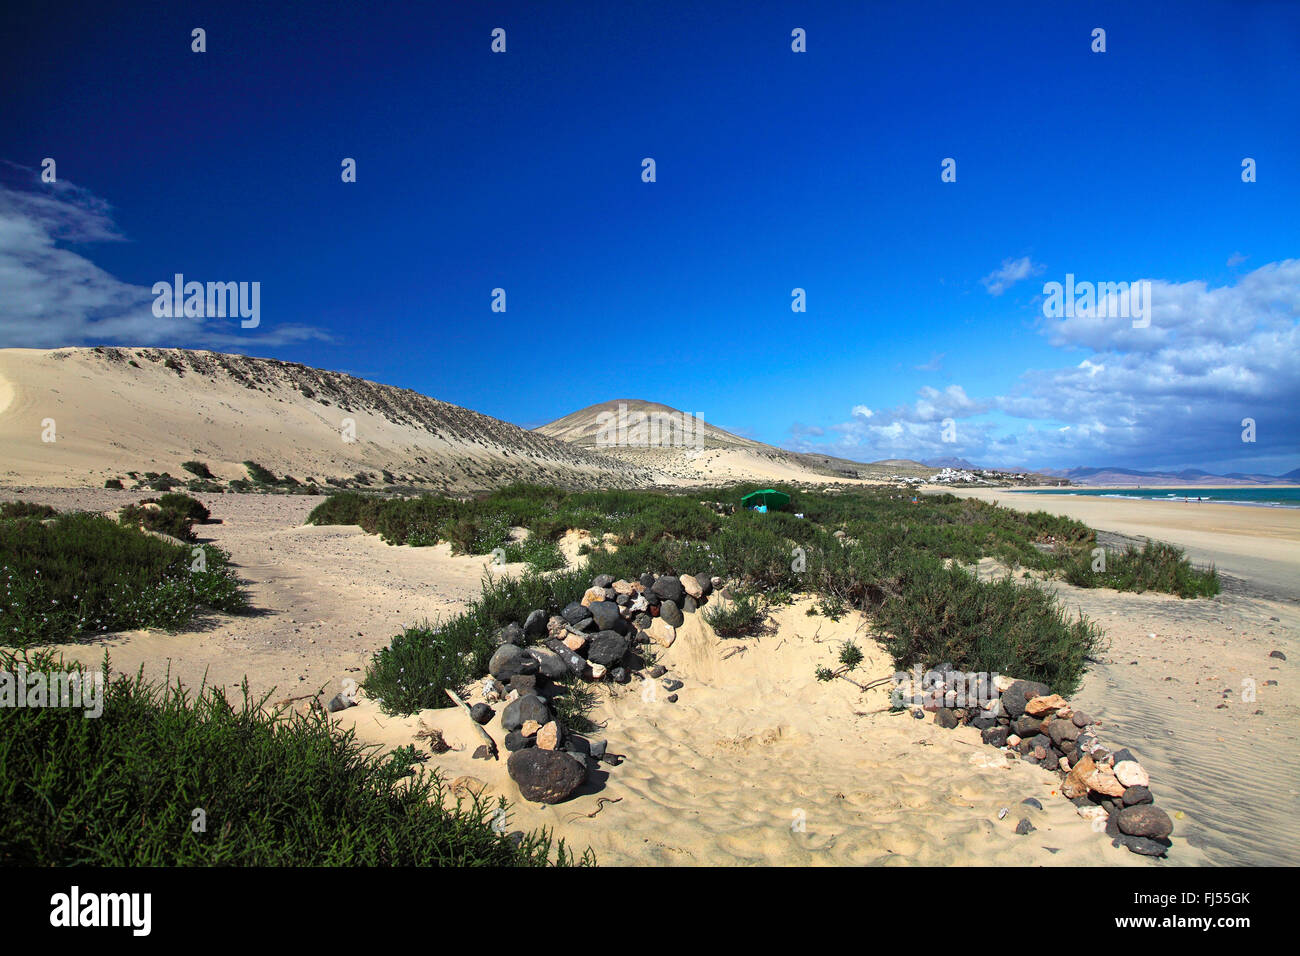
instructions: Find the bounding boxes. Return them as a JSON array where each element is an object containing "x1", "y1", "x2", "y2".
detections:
[{"x1": 1, "y1": 0, "x2": 1297, "y2": 473}]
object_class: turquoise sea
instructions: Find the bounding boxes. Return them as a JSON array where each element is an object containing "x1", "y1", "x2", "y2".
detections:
[{"x1": 1012, "y1": 486, "x2": 1300, "y2": 508}]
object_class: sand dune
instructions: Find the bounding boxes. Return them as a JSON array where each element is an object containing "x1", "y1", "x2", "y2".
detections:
[
  {"x1": 536, "y1": 398, "x2": 901, "y2": 485},
  {"x1": 0, "y1": 347, "x2": 660, "y2": 492}
]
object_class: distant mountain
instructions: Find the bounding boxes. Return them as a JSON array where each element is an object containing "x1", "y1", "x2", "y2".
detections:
[
  {"x1": 535, "y1": 399, "x2": 903, "y2": 483},
  {"x1": 1041, "y1": 465, "x2": 1300, "y2": 486}
]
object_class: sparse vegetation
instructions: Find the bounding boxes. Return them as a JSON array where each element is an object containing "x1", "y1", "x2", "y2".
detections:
[
  {"x1": 1, "y1": 511, "x2": 247, "y2": 647},
  {"x1": 339, "y1": 482, "x2": 1213, "y2": 700},
  {"x1": 1061, "y1": 540, "x2": 1219, "y2": 598},
  {"x1": 182, "y1": 460, "x2": 215, "y2": 480},
  {"x1": 0, "y1": 649, "x2": 589, "y2": 866},
  {"x1": 0, "y1": 501, "x2": 58, "y2": 521}
]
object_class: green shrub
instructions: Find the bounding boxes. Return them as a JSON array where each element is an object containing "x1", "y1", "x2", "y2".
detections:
[
  {"x1": 874, "y1": 561, "x2": 1102, "y2": 696},
  {"x1": 104, "y1": 479, "x2": 124, "y2": 490},
  {"x1": 119, "y1": 500, "x2": 196, "y2": 542},
  {"x1": 501, "y1": 537, "x2": 567, "y2": 572},
  {"x1": 0, "y1": 501, "x2": 58, "y2": 521},
  {"x1": 702, "y1": 588, "x2": 766, "y2": 637},
  {"x1": 1061, "y1": 540, "x2": 1219, "y2": 598},
  {"x1": 182, "y1": 460, "x2": 215, "y2": 480},
  {"x1": 0, "y1": 650, "x2": 589, "y2": 866},
  {"x1": 243, "y1": 461, "x2": 278, "y2": 485},
  {"x1": 365, "y1": 568, "x2": 591, "y2": 715},
  {"x1": 157, "y1": 492, "x2": 211, "y2": 524},
  {"x1": 0, "y1": 513, "x2": 247, "y2": 647}
]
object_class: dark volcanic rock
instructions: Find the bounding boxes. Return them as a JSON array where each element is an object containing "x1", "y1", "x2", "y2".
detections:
[
  {"x1": 507, "y1": 749, "x2": 587, "y2": 804},
  {"x1": 543, "y1": 637, "x2": 588, "y2": 674},
  {"x1": 507, "y1": 674, "x2": 538, "y2": 695},
  {"x1": 981, "y1": 726, "x2": 1010, "y2": 747},
  {"x1": 610, "y1": 666, "x2": 630, "y2": 684},
  {"x1": 1048, "y1": 719, "x2": 1080, "y2": 745},
  {"x1": 1021, "y1": 797, "x2": 1043, "y2": 810},
  {"x1": 1011, "y1": 715, "x2": 1044, "y2": 738},
  {"x1": 588, "y1": 601, "x2": 626, "y2": 633},
  {"x1": 1015, "y1": 818, "x2": 1036, "y2": 835},
  {"x1": 592, "y1": 574, "x2": 615, "y2": 589},
  {"x1": 1122, "y1": 785, "x2": 1154, "y2": 807},
  {"x1": 562, "y1": 602, "x2": 593, "y2": 625},
  {"x1": 652, "y1": 575, "x2": 685, "y2": 604},
  {"x1": 638, "y1": 572, "x2": 656, "y2": 589},
  {"x1": 526, "y1": 647, "x2": 569, "y2": 680},
  {"x1": 694, "y1": 574, "x2": 713, "y2": 597},
  {"x1": 935, "y1": 707, "x2": 961, "y2": 729},
  {"x1": 490, "y1": 644, "x2": 538, "y2": 680},
  {"x1": 495, "y1": 622, "x2": 524, "y2": 646},
  {"x1": 470, "y1": 702, "x2": 493, "y2": 724},
  {"x1": 587, "y1": 630, "x2": 631, "y2": 667},
  {"x1": 682, "y1": 595, "x2": 698, "y2": 614},
  {"x1": 1002, "y1": 680, "x2": 1052, "y2": 719},
  {"x1": 1116, "y1": 805, "x2": 1173, "y2": 840},
  {"x1": 659, "y1": 599, "x2": 684, "y2": 627},
  {"x1": 504, "y1": 730, "x2": 535, "y2": 752},
  {"x1": 523, "y1": 609, "x2": 548, "y2": 638},
  {"x1": 502, "y1": 694, "x2": 551, "y2": 732},
  {"x1": 1071, "y1": 711, "x2": 1094, "y2": 728},
  {"x1": 1113, "y1": 834, "x2": 1172, "y2": 857}
]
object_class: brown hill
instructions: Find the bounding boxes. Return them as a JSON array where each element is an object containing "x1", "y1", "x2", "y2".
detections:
[{"x1": 0, "y1": 347, "x2": 660, "y2": 492}]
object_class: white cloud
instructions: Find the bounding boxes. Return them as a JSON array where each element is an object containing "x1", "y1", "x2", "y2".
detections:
[
  {"x1": 800, "y1": 261, "x2": 1299, "y2": 470},
  {"x1": 0, "y1": 165, "x2": 328, "y2": 349},
  {"x1": 980, "y1": 256, "x2": 1043, "y2": 296}
]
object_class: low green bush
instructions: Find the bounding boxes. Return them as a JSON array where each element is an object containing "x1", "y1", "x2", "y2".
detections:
[
  {"x1": 0, "y1": 512, "x2": 247, "y2": 647},
  {"x1": 0, "y1": 649, "x2": 588, "y2": 866}
]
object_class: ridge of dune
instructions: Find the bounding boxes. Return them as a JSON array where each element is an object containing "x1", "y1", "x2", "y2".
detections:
[{"x1": 0, "y1": 347, "x2": 664, "y2": 492}]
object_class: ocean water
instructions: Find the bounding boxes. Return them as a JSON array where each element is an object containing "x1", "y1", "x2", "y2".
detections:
[{"x1": 1012, "y1": 486, "x2": 1300, "y2": 508}]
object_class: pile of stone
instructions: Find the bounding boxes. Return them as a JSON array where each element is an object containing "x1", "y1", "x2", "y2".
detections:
[
  {"x1": 900, "y1": 665, "x2": 1174, "y2": 857},
  {"x1": 474, "y1": 571, "x2": 720, "y2": 804}
]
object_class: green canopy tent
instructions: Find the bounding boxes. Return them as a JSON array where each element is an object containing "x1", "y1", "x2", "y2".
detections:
[{"x1": 741, "y1": 489, "x2": 790, "y2": 512}]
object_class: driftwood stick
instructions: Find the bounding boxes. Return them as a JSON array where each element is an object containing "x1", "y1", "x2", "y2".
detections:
[{"x1": 445, "y1": 688, "x2": 498, "y2": 759}]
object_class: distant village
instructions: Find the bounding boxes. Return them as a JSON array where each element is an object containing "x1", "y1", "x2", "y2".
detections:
[{"x1": 890, "y1": 467, "x2": 1070, "y2": 488}]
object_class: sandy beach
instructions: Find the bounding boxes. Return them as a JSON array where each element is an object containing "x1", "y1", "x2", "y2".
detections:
[
  {"x1": 7, "y1": 485, "x2": 1296, "y2": 865},
  {"x1": 953, "y1": 487, "x2": 1300, "y2": 864},
  {"x1": 950, "y1": 487, "x2": 1300, "y2": 602}
]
